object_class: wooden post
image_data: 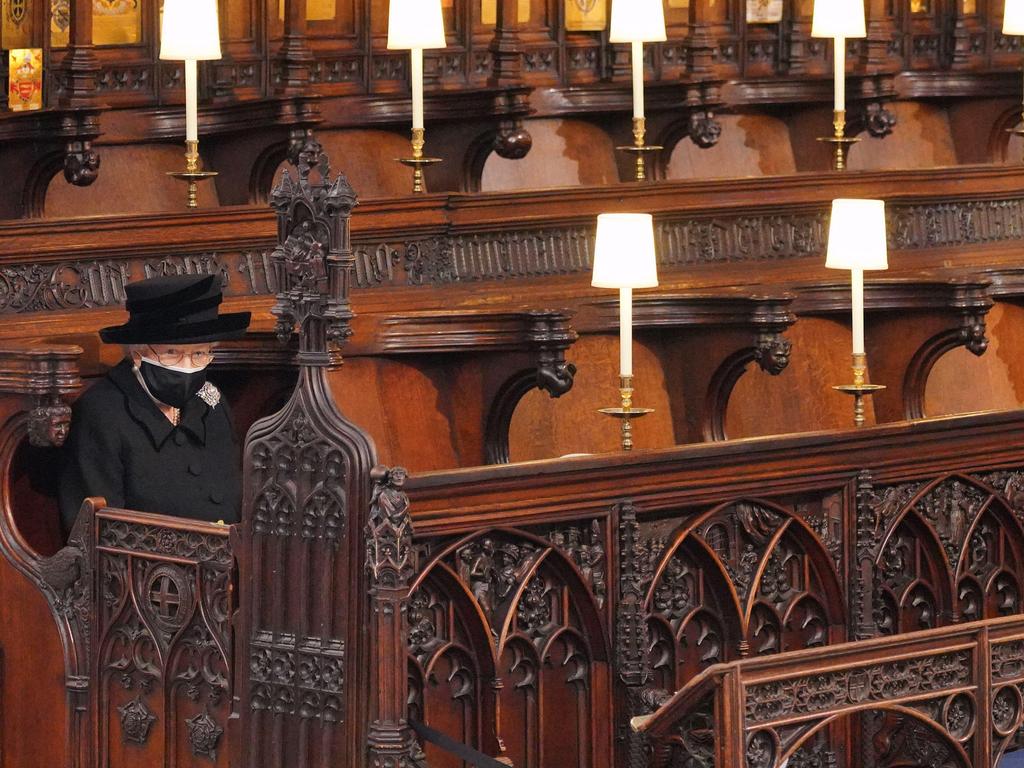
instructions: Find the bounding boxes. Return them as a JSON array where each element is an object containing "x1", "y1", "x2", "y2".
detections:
[
  {"x1": 489, "y1": 0, "x2": 523, "y2": 87},
  {"x1": 57, "y1": 0, "x2": 99, "y2": 108},
  {"x1": 366, "y1": 466, "x2": 418, "y2": 768},
  {"x1": 276, "y1": 0, "x2": 313, "y2": 93}
]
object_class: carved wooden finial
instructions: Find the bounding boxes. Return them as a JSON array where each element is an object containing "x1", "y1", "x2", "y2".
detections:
[{"x1": 268, "y1": 131, "x2": 359, "y2": 353}]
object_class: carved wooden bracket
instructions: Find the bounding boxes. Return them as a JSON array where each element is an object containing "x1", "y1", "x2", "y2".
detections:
[
  {"x1": 903, "y1": 300, "x2": 991, "y2": 419},
  {"x1": 491, "y1": 88, "x2": 534, "y2": 161},
  {"x1": 846, "y1": 74, "x2": 899, "y2": 138},
  {"x1": 374, "y1": 308, "x2": 576, "y2": 465},
  {"x1": 587, "y1": 291, "x2": 796, "y2": 443},
  {"x1": 795, "y1": 278, "x2": 994, "y2": 423},
  {"x1": 0, "y1": 343, "x2": 81, "y2": 447}
]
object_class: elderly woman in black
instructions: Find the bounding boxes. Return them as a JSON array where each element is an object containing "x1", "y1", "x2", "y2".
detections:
[{"x1": 59, "y1": 274, "x2": 251, "y2": 532}]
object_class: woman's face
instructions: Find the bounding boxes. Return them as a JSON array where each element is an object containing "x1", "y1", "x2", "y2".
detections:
[{"x1": 131, "y1": 343, "x2": 215, "y2": 370}]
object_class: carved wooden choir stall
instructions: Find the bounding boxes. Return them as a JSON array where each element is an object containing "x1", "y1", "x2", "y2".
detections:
[{"x1": 0, "y1": 132, "x2": 1020, "y2": 768}]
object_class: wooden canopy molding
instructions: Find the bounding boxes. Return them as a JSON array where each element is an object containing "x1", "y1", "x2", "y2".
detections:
[{"x1": 0, "y1": 0, "x2": 1020, "y2": 211}]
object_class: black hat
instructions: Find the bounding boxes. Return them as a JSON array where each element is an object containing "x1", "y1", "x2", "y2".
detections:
[{"x1": 99, "y1": 274, "x2": 251, "y2": 345}]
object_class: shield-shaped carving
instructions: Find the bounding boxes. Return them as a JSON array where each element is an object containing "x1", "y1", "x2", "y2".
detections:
[
  {"x1": 848, "y1": 671, "x2": 870, "y2": 703},
  {"x1": 7, "y1": 0, "x2": 25, "y2": 24},
  {"x1": 51, "y1": 0, "x2": 70, "y2": 31}
]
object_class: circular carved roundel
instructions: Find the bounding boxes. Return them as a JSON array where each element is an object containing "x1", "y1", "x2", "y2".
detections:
[
  {"x1": 943, "y1": 692, "x2": 977, "y2": 742},
  {"x1": 145, "y1": 565, "x2": 191, "y2": 633},
  {"x1": 746, "y1": 730, "x2": 777, "y2": 768},
  {"x1": 993, "y1": 685, "x2": 1023, "y2": 737}
]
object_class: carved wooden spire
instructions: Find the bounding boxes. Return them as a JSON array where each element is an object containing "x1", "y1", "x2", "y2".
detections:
[
  {"x1": 237, "y1": 134, "x2": 404, "y2": 768},
  {"x1": 268, "y1": 131, "x2": 359, "y2": 355}
]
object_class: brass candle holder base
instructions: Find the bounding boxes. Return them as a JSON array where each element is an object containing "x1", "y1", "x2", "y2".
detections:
[
  {"x1": 599, "y1": 375, "x2": 654, "y2": 452},
  {"x1": 616, "y1": 117, "x2": 662, "y2": 182},
  {"x1": 397, "y1": 128, "x2": 442, "y2": 194},
  {"x1": 816, "y1": 109, "x2": 860, "y2": 171},
  {"x1": 832, "y1": 353, "x2": 885, "y2": 428},
  {"x1": 167, "y1": 140, "x2": 217, "y2": 209}
]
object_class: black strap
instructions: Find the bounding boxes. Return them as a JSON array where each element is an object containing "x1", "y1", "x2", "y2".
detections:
[{"x1": 409, "y1": 719, "x2": 511, "y2": 768}]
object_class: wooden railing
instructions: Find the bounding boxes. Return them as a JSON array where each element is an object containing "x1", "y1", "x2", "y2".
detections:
[{"x1": 634, "y1": 613, "x2": 1024, "y2": 767}]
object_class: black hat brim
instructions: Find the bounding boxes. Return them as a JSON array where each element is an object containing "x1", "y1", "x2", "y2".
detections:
[{"x1": 99, "y1": 311, "x2": 252, "y2": 345}]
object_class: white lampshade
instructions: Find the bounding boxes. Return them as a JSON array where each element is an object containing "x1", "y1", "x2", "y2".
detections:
[
  {"x1": 825, "y1": 199, "x2": 889, "y2": 271},
  {"x1": 1005, "y1": 0, "x2": 1024, "y2": 35},
  {"x1": 811, "y1": 0, "x2": 866, "y2": 38},
  {"x1": 592, "y1": 213, "x2": 660, "y2": 289},
  {"x1": 609, "y1": 0, "x2": 666, "y2": 43},
  {"x1": 160, "y1": 0, "x2": 221, "y2": 60},
  {"x1": 387, "y1": 0, "x2": 446, "y2": 50}
]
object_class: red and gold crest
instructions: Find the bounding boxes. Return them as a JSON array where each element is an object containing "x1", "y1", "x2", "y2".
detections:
[{"x1": 8, "y1": 48, "x2": 42, "y2": 112}]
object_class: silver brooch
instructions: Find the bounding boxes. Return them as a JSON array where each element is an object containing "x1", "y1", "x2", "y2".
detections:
[{"x1": 197, "y1": 382, "x2": 221, "y2": 408}]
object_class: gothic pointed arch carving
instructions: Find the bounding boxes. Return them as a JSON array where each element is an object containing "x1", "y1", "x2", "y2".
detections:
[{"x1": 408, "y1": 524, "x2": 611, "y2": 767}]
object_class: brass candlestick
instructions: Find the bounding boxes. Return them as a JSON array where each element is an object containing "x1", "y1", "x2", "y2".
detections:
[
  {"x1": 167, "y1": 140, "x2": 217, "y2": 209},
  {"x1": 616, "y1": 117, "x2": 663, "y2": 182},
  {"x1": 833, "y1": 352, "x2": 885, "y2": 428},
  {"x1": 817, "y1": 109, "x2": 860, "y2": 171},
  {"x1": 599, "y1": 375, "x2": 654, "y2": 451},
  {"x1": 397, "y1": 128, "x2": 442, "y2": 195}
]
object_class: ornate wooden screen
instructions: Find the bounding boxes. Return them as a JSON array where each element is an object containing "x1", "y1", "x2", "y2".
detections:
[
  {"x1": 403, "y1": 413, "x2": 1024, "y2": 768},
  {"x1": 407, "y1": 519, "x2": 614, "y2": 768},
  {"x1": 92, "y1": 507, "x2": 233, "y2": 767}
]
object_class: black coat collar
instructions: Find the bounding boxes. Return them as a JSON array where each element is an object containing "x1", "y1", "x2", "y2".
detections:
[{"x1": 107, "y1": 358, "x2": 209, "y2": 448}]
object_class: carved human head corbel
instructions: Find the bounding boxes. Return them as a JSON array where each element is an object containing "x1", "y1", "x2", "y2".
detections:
[{"x1": 28, "y1": 402, "x2": 72, "y2": 448}]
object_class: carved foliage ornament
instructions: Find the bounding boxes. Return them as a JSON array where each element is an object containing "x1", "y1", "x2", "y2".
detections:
[
  {"x1": 745, "y1": 651, "x2": 971, "y2": 724},
  {"x1": 249, "y1": 632, "x2": 346, "y2": 722},
  {"x1": 118, "y1": 696, "x2": 157, "y2": 745},
  {"x1": 186, "y1": 711, "x2": 224, "y2": 760}
]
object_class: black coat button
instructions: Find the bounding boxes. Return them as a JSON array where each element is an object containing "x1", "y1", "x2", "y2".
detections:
[
  {"x1": 209, "y1": 489, "x2": 224, "y2": 504},
  {"x1": 188, "y1": 462, "x2": 202, "y2": 476},
  {"x1": 174, "y1": 431, "x2": 187, "y2": 446}
]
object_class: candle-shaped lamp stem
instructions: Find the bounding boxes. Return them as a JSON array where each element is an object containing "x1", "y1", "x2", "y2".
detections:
[
  {"x1": 833, "y1": 36, "x2": 845, "y2": 113},
  {"x1": 184, "y1": 58, "x2": 198, "y2": 143},
  {"x1": 620, "y1": 287, "x2": 633, "y2": 377},
  {"x1": 851, "y1": 267, "x2": 865, "y2": 355},
  {"x1": 411, "y1": 47, "x2": 425, "y2": 132},
  {"x1": 631, "y1": 41, "x2": 645, "y2": 120}
]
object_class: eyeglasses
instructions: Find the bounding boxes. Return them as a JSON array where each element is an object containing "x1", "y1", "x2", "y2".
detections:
[{"x1": 147, "y1": 345, "x2": 214, "y2": 368}]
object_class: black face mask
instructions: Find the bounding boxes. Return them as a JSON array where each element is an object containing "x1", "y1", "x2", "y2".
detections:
[{"x1": 139, "y1": 360, "x2": 207, "y2": 409}]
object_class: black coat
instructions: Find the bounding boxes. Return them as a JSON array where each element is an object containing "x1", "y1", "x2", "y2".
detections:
[{"x1": 58, "y1": 358, "x2": 242, "y2": 531}]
